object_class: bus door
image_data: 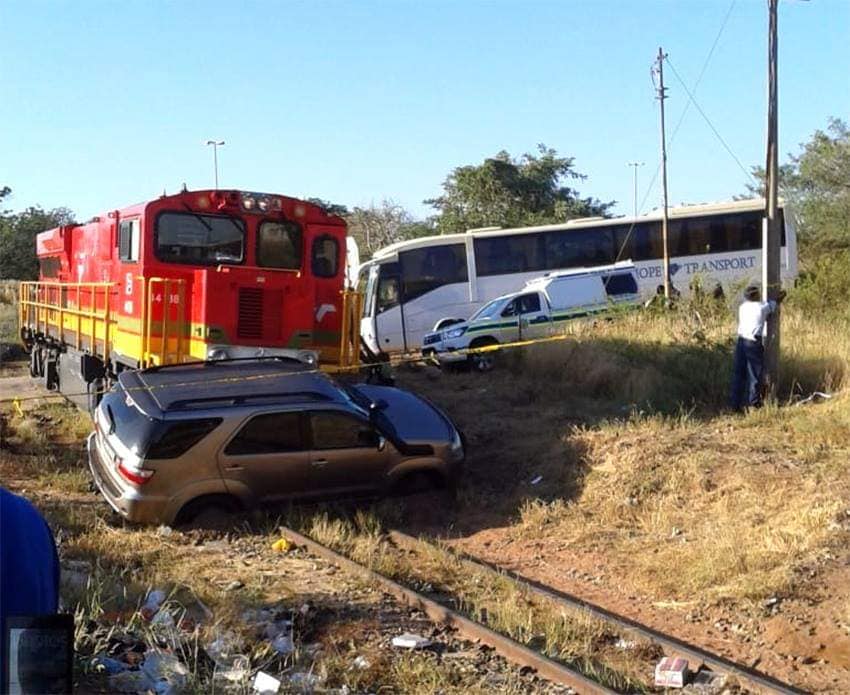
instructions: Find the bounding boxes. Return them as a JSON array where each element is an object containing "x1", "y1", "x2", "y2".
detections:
[{"x1": 373, "y1": 262, "x2": 405, "y2": 353}]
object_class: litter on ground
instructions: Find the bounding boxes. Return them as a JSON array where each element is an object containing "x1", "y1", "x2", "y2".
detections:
[
  {"x1": 391, "y1": 633, "x2": 431, "y2": 649},
  {"x1": 252, "y1": 670, "x2": 282, "y2": 694},
  {"x1": 654, "y1": 656, "x2": 689, "y2": 688}
]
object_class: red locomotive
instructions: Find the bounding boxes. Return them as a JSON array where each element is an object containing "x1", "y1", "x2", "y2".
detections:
[{"x1": 19, "y1": 188, "x2": 361, "y2": 410}]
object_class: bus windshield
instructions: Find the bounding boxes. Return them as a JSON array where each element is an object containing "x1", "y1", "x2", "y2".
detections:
[{"x1": 155, "y1": 212, "x2": 245, "y2": 265}]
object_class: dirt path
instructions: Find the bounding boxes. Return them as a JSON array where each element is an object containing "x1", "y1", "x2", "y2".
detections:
[
  {"x1": 0, "y1": 360, "x2": 51, "y2": 410},
  {"x1": 391, "y1": 366, "x2": 850, "y2": 694},
  {"x1": 444, "y1": 528, "x2": 850, "y2": 694}
]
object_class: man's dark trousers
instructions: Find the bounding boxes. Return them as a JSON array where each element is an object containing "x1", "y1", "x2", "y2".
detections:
[{"x1": 730, "y1": 336, "x2": 764, "y2": 410}]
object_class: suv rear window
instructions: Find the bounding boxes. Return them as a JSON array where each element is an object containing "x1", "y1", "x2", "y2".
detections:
[
  {"x1": 100, "y1": 387, "x2": 221, "y2": 459},
  {"x1": 146, "y1": 419, "x2": 222, "y2": 459}
]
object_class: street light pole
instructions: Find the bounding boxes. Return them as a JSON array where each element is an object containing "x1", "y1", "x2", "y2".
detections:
[
  {"x1": 205, "y1": 139, "x2": 225, "y2": 189},
  {"x1": 627, "y1": 162, "x2": 645, "y2": 218}
]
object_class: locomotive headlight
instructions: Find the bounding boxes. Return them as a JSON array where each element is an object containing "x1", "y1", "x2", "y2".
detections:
[
  {"x1": 271, "y1": 198, "x2": 283, "y2": 211},
  {"x1": 242, "y1": 196, "x2": 256, "y2": 211},
  {"x1": 258, "y1": 197, "x2": 269, "y2": 212}
]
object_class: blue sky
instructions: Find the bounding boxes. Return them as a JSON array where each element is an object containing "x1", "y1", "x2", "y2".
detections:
[{"x1": 1, "y1": 0, "x2": 847, "y2": 222}]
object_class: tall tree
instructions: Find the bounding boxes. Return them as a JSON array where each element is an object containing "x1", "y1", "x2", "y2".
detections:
[
  {"x1": 744, "y1": 118, "x2": 850, "y2": 251},
  {"x1": 346, "y1": 200, "x2": 432, "y2": 259},
  {"x1": 306, "y1": 198, "x2": 350, "y2": 217},
  {"x1": 0, "y1": 200, "x2": 76, "y2": 279},
  {"x1": 425, "y1": 144, "x2": 614, "y2": 234}
]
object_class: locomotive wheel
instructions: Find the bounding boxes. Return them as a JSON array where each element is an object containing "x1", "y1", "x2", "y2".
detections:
[
  {"x1": 87, "y1": 378, "x2": 104, "y2": 416},
  {"x1": 44, "y1": 355, "x2": 59, "y2": 391},
  {"x1": 28, "y1": 348, "x2": 40, "y2": 377}
]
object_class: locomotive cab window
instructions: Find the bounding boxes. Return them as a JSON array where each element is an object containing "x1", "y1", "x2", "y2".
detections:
[
  {"x1": 119, "y1": 219, "x2": 140, "y2": 262},
  {"x1": 155, "y1": 212, "x2": 245, "y2": 265},
  {"x1": 257, "y1": 221, "x2": 302, "y2": 270},
  {"x1": 39, "y1": 256, "x2": 61, "y2": 278},
  {"x1": 311, "y1": 236, "x2": 339, "y2": 278}
]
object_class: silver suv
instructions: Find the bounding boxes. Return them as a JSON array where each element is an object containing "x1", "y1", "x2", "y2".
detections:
[{"x1": 87, "y1": 359, "x2": 464, "y2": 525}]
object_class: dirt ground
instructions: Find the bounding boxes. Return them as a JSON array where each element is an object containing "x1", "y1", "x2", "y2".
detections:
[
  {"x1": 3, "y1": 351, "x2": 849, "y2": 692},
  {"x1": 0, "y1": 363, "x2": 573, "y2": 695},
  {"x1": 392, "y1": 363, "x2": 850, "y2": 694}
]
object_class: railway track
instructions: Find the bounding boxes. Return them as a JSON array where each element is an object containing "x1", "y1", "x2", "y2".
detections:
[
  {"x1": 280, "y1": 524, "x2": 615, "y2": 694},
  {"x1": 386, "y1": 529, "x2": 806, "y2": 695},
  {"x1": 278, "y1": 520, "x2": 808, "y2": 694}
]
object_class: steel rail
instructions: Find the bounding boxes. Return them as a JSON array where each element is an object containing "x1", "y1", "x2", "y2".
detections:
[
  {"x1": 386, "y1": 530, "x2": 806, "y2": 695},
  {"x1": 278, "y1": 524, "x2": 617, "y2": 695}
]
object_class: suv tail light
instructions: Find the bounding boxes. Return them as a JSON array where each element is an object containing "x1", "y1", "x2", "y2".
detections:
[{"x1": 117, "y1": 459, "x2": 155, "y2": 486}]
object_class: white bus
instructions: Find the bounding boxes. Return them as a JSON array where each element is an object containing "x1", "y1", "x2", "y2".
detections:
[{"x1": 358, "y1": 198, "x2": 797, "y2": 354}]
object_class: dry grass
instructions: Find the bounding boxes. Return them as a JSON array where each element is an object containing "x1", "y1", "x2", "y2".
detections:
[
  {"x1": 502, "y1": 301, "x2": 850, "y2": 603},
  {"x1": 2, "y1": 404, "x2": 579, "y2": 694},
  {"x1": 0, "y1": 302, "x2": 17, "y2": 347}
]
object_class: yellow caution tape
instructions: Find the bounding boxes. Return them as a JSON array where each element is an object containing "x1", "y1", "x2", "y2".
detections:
[{"x1": 0, "y1": 326, "x2": 591, "y2": 406}]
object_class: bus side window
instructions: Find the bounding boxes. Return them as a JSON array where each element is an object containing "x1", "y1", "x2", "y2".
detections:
[
  {"x1": 399, "y1": 244, "x2": 468, "y2": 302},
  {"x1": 376, "y1": 276, "x2": 400, "y2": 314},
  {"x1": 617, "y1": 222, "x2": 662, "y2": 261}
]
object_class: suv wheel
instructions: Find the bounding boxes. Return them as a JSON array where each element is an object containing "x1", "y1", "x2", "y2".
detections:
[
  {"x1": 469, "y1": 339, "x2": 498, "y2": 372},
  {"x1": 176, "y1": 495, "x2": 239, "y2": 528},
  {"x1": 393, "y1": 470, "x2": 444, "y2": 496}
]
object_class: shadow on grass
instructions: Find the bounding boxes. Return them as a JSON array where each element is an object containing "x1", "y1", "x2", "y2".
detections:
[{"x1": 389, "y1": 333, "x2": 845, "y2": 537}]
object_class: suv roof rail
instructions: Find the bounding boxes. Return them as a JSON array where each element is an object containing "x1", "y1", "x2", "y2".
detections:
[
  {"x1": 143, "y1": 355, "x2": 310, "y2": 373},
  {"x1": 166, "y1": 390, "x2": 331, "y2": 412}
]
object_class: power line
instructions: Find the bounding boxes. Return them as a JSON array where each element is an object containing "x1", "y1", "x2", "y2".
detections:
[
  {"x1": 665, "y1": 55, "x2": 757, "y2": 185},
  {"x1": 668, "y1": 0, "x2": 737, "y2": 148},
  {"x1": 613, "y1": 1, "x2": 739, "y2": 265}
]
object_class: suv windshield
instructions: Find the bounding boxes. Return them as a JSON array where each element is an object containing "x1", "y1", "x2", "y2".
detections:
[
  {"x1": 155, "y1": 212, "x2": 245, "y2": 265},
  {"x1": 469, "y1": 298, "x2": 506, "y2": 321}
]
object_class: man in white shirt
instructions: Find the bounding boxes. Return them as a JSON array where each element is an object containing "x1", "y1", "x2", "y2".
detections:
[{"x1": 729, "y1": 284, "x2": 784, "y2": 411}]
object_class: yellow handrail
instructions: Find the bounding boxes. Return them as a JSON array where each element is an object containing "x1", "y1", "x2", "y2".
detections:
[
  {"x1": 336, "y1": 289, "x2": 362, "y2": 370},
  {"x1": 142, "y1": 277, "x2": 187, "y2": 367},
  {"x1": 19, "y1": 281, "x2": 115, "y2": 359}
]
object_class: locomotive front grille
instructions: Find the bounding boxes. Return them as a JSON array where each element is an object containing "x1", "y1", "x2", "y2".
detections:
[{"x1": 237, "y1": 287, "x2": 264, "y2": 339}]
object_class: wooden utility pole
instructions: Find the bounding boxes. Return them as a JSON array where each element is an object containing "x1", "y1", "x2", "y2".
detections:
[
  {"x1": 655, "y1": 47, "x2": 671, "y2": 299},
  {"x1": 763, "y1": 0, "x2": 781, "y2": 396}
]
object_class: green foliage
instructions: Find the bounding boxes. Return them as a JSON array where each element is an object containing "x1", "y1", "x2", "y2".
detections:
[
  {"x1": 0, "y1": 198, "x2": 75, "y2": 280},
  {"x1": 306, "y1": 197, "x2": 349, "y2": 217},
  {"x1": 346, "y1": 200, "x2": 434, "y2": 259},
  {"x1": 745, "y1": 118, "x2": 850, "y2": 254},
  {"x1": 789, "y1": 249, "x2": 850, "y2": 318},
  {"x1": 425, "y1": 144, "x2": 614, "y2": 234}
]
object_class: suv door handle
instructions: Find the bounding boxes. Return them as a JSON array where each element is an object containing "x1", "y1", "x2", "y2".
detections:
[
  {"x1": 224, "y1": 465, "x2": 244, "y2": 472},
  {"x1": 312, "y1": 458, "x2": 328, "y2": 467}
]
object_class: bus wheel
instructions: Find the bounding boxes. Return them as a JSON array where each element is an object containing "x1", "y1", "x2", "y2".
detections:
[{"x1": 469, "y1": 339, "x2": 498, "y2": 372}]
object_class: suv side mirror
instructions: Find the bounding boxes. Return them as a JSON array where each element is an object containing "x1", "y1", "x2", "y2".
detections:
[{"x1": 357, "y1": 428, "x2": 384, "y2": 449}]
